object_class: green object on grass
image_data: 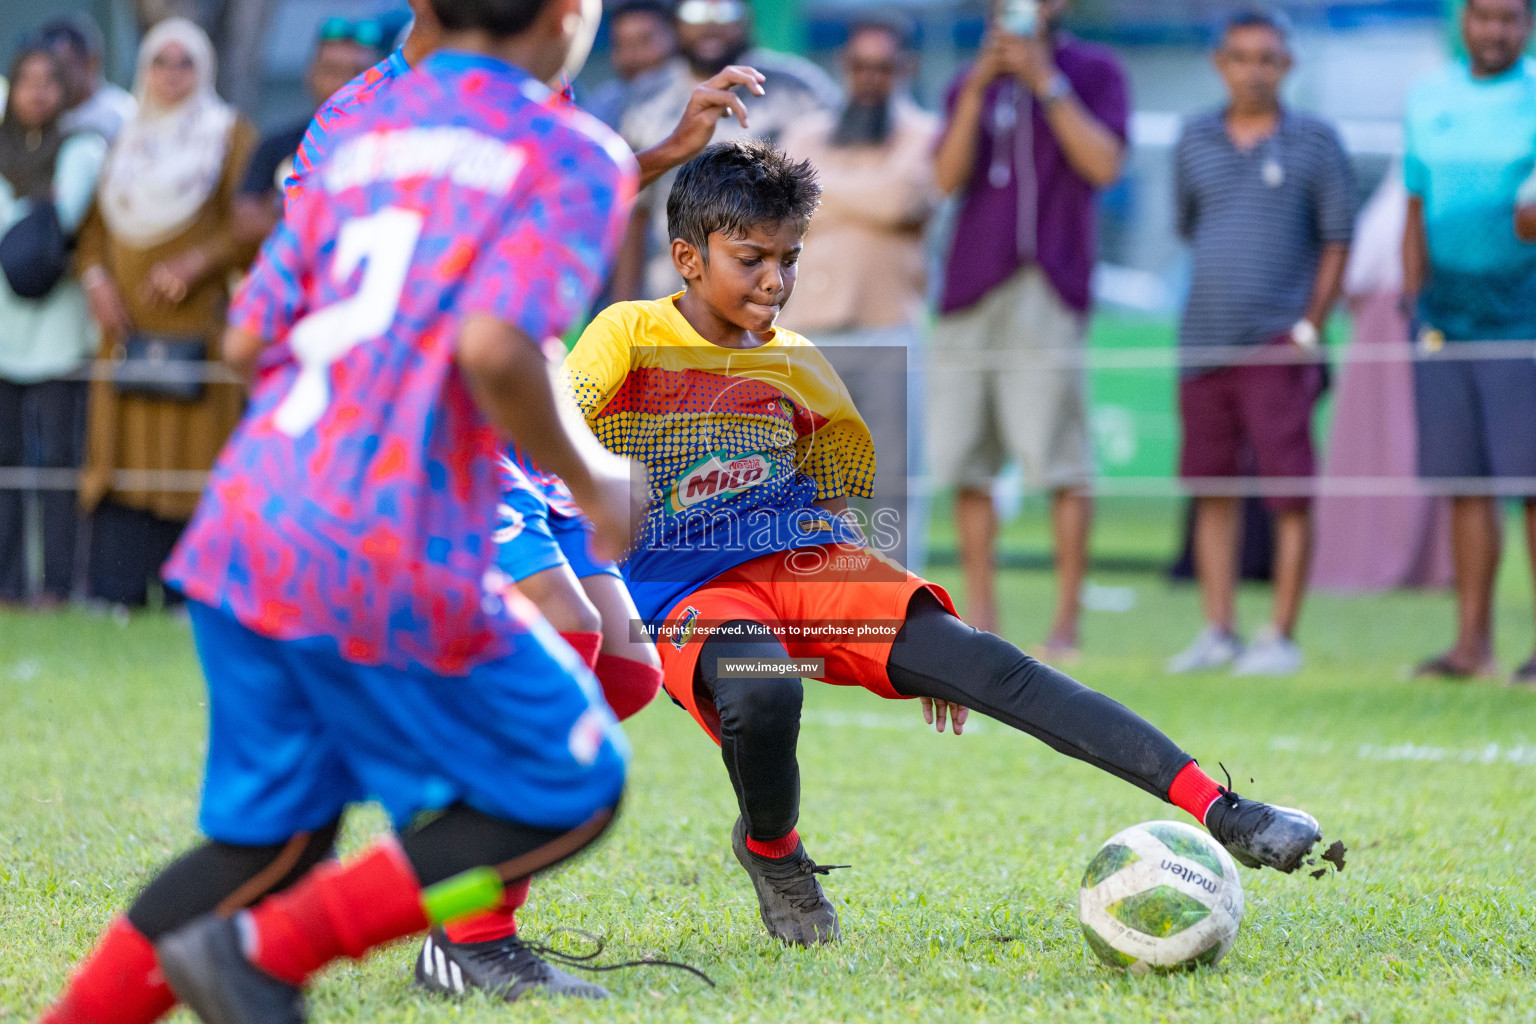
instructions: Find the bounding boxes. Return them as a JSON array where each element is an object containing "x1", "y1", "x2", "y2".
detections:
[{"x1": 421, "y1": 866, "x2": 504, "y2": 925}]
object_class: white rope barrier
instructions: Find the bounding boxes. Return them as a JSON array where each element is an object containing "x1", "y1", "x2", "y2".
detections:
[
  {"x1": 922, "y1": 339, "x2": 1536, "y2": 371},
  {"x1": 5, "y1": 467, "x2": 1533, "y2": 499},
  {"x1": 0, "y1": 469, "x2": 213, "y2": 492},
  {"x1": 37, "y1": 338, "x2": 1536, "y2": 382},
  {"x1": 5, "y1": 339, "x2": 1532, "y2": 496}
]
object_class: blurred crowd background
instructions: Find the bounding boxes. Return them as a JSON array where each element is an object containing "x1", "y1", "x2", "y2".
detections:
[{"x1": 2, "y1": 0, "x2": 1534, "y2": 684}]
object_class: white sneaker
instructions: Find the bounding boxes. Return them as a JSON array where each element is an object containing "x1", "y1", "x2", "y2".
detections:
[
  {"x1": 1231, "y1": 627, "x2": 1303, "y2": 677},
  {"x1": 1166, "y1": 625, "x2": 1243, "y2": 674}
]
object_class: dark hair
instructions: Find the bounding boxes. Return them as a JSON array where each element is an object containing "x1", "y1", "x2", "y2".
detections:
[
  {"x1": 3, "y1": 44, "x2": 68, "y2": 125},
  {"x1": 847, "y1": 12, "x2": 916, "y2": 52},
  {"x1": 0, "y1": 45, "x2": 69, "y2": 201},
  {"x1": 428, "y1": 0, "x2": 555, "y2": 36},
  {"x1": 1465, "y1": 0, "x2": 1536, "y2": 12},
  {"x1": 1219, "y1": 6, "x2": 1293, "y2": 48},
  {"x1": 667, "y1": 140, "x2": 822, "y2": 255},
  {"x1": 613, "y1": 0, "x2": 672, "y2": 23},
  {"x1": 37, "y1": 13, "x2": 106, "y2": 61}
]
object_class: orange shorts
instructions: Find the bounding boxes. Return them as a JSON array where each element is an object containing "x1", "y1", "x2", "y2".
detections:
[{"x1": 654, "y1": 544, "x2": 955, "y2": 741}]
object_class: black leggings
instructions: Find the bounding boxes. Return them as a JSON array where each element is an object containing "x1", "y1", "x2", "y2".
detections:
[
  {"x1": 127, "y1": 803, "x2": 617, "y2": 940},
  {"x1": 129, "y1": 822, "x2": 342, "y2": 940},
  {"x1": 694, "y1": 592, "x2": 1193, "y2": 843}
]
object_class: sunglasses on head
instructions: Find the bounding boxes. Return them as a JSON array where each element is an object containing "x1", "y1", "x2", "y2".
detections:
[
  {"x1": 676, "y1": 0, "x2": 745, "y2": 27},
  {"x1": 317, "y1": 16, "x2": 385, "y2": 49}
]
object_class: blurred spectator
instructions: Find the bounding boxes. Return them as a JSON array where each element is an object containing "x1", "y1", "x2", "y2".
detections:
[
  {"x1": 584, "y1": 0, "x2": 677, "y2": 131},
  {"x1": 779, "y1": 15, "x2": 938, "y2": 570},
  {"x1": 1310, "y1": 167, "x2": 1453, "y2": 593},
  {"x1": 76, "y1": 18, "x2": 257, "y2": 609},
  {"x1": 0, "y1": 45, "x2": 107, "y2": 607},
  {"x1": 1165, "y1": 9, "x2": 1354, "y2": 677},
  {"x1": 1520, "y1": 162, "x2": 1536, "y2": 240},
  {"x1": 1518, "y1": 156, "x2": 1536, "y2": 240},
  {"x1": 1402, "y1": 0, "x2": 1536, "y2": 683},
  {"x1": 930, "y1": 0, "x2": 1127, "y2": 655},
  {"x1": 233, "y1": 17, "x2": 383, "y2": 247},
  {"x1": 39, "y1": 13, "x2": 137, "y2": 142},
  {"x1": 618, "y1": 0, "x2": 838, "y2": 298}
]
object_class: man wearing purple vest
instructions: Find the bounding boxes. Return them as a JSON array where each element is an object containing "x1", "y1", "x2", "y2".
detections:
[{"x1": 931, "y1": 0, "x2": 1127, "y2": 655}]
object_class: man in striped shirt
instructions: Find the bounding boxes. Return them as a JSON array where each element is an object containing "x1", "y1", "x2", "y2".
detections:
[{"x1": 1167, "y1": 8, "x2": 1355, "y2": 678}]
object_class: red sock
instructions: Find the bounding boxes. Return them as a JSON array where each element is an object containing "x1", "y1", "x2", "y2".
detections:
[
  {"x1": 242, "y1": 841, "x2": 428, "y2": 986},
  {"x1": 745, "y1": 829, "x2": 801, "y2": 860},
  {"x1": 441, "y1": 876, "x2": 529, "y2": 945},
  {"x1": 560, "y1": 630, "x2": 603, "y2": 670},
  {"x1": 36, "y1": 917, "x2": 176, "y2": 1024},
  {"x1": 1168, "y1": 761, "x2": 1224, "y2": 824},
  {"x1": 595, "y1": 654, "x2": 662, "y2": 721}
]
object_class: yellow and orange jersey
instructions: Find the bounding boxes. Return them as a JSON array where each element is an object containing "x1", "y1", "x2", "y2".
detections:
[{"x1": 564, "y1": 295, "x2": 875, "y2": 621}]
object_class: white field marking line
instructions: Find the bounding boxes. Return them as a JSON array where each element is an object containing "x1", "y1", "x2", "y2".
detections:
[
  {"x1": 8, "y1": 659, "x2": 41, "y2": 681},
  {"x1": 804, "y1": 717, "x2": 1535, "y2": 765},
  {"x1": 1270, "y1": 736, "x2": 1536, "y2": 767},
  {"x1": 801, "y1": 709, "x2": 987, "y2": 734}
]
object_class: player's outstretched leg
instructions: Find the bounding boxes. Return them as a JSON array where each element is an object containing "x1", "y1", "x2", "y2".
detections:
[
  {"x1": 886, "y1": 592, "x2": 1322, "y2": 872},
  {"x1": 34, "y1": 826, "x2": 338, "y2": 1024},
  {"x1": 154, "y1": 803, "x2": 618, "y2": 1023},
  {"x1": 698, "y1": 622, "x2": 841, "y2": 946}
]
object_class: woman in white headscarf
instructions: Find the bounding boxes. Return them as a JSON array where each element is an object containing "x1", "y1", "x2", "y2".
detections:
[{"x1": 75, "y1": 16, "x2": 257, "y2": 609}]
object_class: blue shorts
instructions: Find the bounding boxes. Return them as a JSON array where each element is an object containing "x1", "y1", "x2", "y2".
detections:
[
  {"x1": 1413, "y1": 349, "x2": 1536, "y2": 487},
  {"x1": 190, "y1": 602, "x2": 628, "y2": 846},
  {"x1": 496, "y1": 485, "x2": 620, "y2": 584}
]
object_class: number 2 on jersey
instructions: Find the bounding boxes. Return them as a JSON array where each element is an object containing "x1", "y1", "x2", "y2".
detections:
[{"x1": 274, "y1": 207, "x2": 424, "y2": 437}]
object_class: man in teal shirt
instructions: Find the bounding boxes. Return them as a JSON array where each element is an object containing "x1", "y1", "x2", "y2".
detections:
[{"x1": 1403, "y1": 0, "x2": 1536, "y2": 685}]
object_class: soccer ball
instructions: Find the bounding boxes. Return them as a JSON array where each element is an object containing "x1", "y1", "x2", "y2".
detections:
[{"x1": 1077, "y1": 820, "x2": 1244, "y2": 971}]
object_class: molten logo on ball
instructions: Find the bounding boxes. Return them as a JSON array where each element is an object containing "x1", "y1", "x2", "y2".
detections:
[{"x1": 1078, "y1": 820, "x2": 1244, "y2": 971}]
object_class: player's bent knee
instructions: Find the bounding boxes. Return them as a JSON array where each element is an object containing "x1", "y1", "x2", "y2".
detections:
[
  {"x1": 715, "y1": 674, "x2": 803, "y2": 743},
  {"x1": 127, "y1": 821, "x2": 340, "y2": 940},
  {"x1": 401, "y1": 800, "x2": 622, "y2": 888}
]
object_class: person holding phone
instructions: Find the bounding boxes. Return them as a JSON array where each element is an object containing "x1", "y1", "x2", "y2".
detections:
[{"x1": 930, "y1": 0, "x2": 1128, "y2": 658}]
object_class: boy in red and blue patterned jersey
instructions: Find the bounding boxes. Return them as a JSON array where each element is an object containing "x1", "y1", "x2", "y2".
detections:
[
  {"x1": 35, "y1": 3, "x2": 644, "y2": 1022},
  {"x1": 253, "y1": 0, "x2": 764, "y2": 996},
  {"x1": 280, "y1": 0, "x2": 665, "y2": 747}
]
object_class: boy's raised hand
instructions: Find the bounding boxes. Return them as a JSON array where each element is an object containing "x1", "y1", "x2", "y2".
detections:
[
  {"x1": 637, "y1": 66, "x2": 767, "y2": 189},
  {"x1": 920, "y1": 697, "x2": 970, "y2": 736}
]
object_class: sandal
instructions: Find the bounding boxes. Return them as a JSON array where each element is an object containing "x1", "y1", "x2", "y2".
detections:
[{"x1": 1412, "y1": 652, "x2": 1498, "y2": 681}]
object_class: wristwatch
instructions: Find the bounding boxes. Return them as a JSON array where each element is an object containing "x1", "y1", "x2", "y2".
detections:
[
  {"x1": 1037, "y1": 72, "x2": 1072, "y2": 106},
  {"x1": 1289, "y1": 319, "x2": 1319, "y2": 349}
]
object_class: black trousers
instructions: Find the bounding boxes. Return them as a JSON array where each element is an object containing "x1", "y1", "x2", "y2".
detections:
[
  {"x1": 695, "y1": 591, "x2": 1194, "y2": 843},
  {"x1": 88, "y1": 499, "x2": 187, "y2": 607},
  {"x1": 0, "y1": 378, "x2": 86, "y2": 602}
]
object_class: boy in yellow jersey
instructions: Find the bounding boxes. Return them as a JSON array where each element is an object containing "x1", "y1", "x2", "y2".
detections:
[{"x1": 565, "y1": 139, "x2": 1323, "y2": 947}]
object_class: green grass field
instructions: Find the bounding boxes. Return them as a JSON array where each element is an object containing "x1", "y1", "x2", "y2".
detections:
[{"x1": 5, "y1": 555, "x2": 1536, "y2": 1023}]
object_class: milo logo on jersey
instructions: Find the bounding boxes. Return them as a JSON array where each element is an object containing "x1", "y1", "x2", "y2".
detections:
[{"x1": 667, "y1": 451, "x2": 777, "y2": 513}]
